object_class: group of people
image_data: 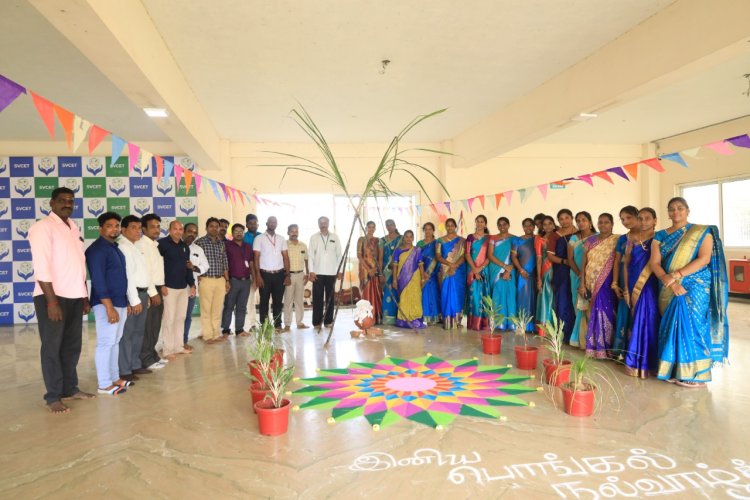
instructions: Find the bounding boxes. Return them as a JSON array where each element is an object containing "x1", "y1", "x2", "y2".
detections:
[
  {"x1": 358, "y1": 198, "x2": 730, "y2": 388},
  {"x1": 29, "y1": 187, "x2": 344, "y2": 413}
]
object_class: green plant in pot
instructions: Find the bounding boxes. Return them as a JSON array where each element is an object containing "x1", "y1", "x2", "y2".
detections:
[
  {"x1": 538, "y1": 311, "x2": 571, "y2": 387},
  {"x1": 510, "y1": 309, "x2": 538, "y2": 370},
  {"x1": 479, "y1": 293, "x2": 504, "y2": 355},
  {"x1": 255, "y1": 362, "x2": 296, "y2": 436},
  {"x1": 561, "y1": 355, "x2": 620, "y2": 417},
  {"x1": 246, "y1": 319, "x2": 278, "y2": 412}
]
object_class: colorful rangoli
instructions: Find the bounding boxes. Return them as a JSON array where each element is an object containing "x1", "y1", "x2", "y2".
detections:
[{"x1": 293, "y1": 355, "x2": 537, "y2": 429}]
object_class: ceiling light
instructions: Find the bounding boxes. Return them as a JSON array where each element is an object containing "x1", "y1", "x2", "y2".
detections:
[
  {"x1": 571, "y1": 112, "x2": 598, "y2": 122},
  {"x1": 143, "y1": 107, "x2": 168, "y2": 118}
]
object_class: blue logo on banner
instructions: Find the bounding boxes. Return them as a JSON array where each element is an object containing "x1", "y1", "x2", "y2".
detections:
[
  {"x1": 13, "y1": 282, "x2": 34, "y2": 303},
  {"x1": 0, "y1": 246, "x2": 10, "y2": 264},
  {"x1": 0, "y1": 178, "x2": 9, "y2": 198},
  {"x1": 16, "y1": 262, "x2": 34, "y2": 281},
  {"x1": 86, "y1": 199, "x2": 105, "y2": 218},
  {"x1": 0, "y1": 284, "x2": 10, "y2": 302},
  {"x1": 37, "y1": 157, "x2": 56, "y2": 176},
  {"x1": 153, "y1": 197, "x2": 175, "y2": 217},
  {"x1": 0, "y1": 162, "x2": 6, "y2": 176},
  {"x1": 14, "y1": 220, "x2": 32, "y2": 239},
  {"x1": 132, "y1": 198, "x2": 152, "y2": 217},
  {"x1": 0, "y1": 220, "x2": 10, "y2": 241},
  {"x1": 11, "y1": 199, "x2": 35, "y2": 218},
  {"x1": 177, "y1": 198, "x2": 196, "y2": 216},
  {"x1": 155, "y1": 178, "x2": 173, "y2": 196},
  {"x1": 0, "y1": 199, "x2": 8, "y2": 219},
  {"x1": 12, "y1": 241, "x2": 32, "y2": 262},
  {"x1": 58, "y1": 156, "x2": 82, "y2": 177},
  {"x1": 108, "y1": 178, "x2": 127, "y2": 196},
  {"x1": 0, "y1": 305, "x2": 12, "y2": 325},
  {"x1": 86, "y1": 157, "x2": 104, "y2": 176},
  {"x1": 12, "y1": 178, "x2": 32, "y2": 197},
  {"x1": 17, "y1": 304, "x2": 36, "y2": 323},
  {"x1": 130, "y1": 177, "x2": 152, "y2": 197},
  {"x1": 9, "y1": 157, "x2": 33, "y2": 177}
]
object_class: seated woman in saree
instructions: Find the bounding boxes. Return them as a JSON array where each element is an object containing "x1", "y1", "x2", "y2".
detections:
[
  {"x1": 649, "y1": 197, "x2": 729, "y2": 388},
  {"x1": 466, "y1": 215, "x2": 491, "y2": 331},
  {"x1": 417, "y1": 222, "x2": 441, "y2": 325},
  {"x1": 547, "y1": 209, "x2": 577, "y2": 343},
  {"x1": 579, "y1": 213, "x2": 619, "y2": 359},
  {"x1": 623, "y1": 208, "x2": 659, "y2": 378},
  {"x1": 436, "y1": 218, "x2": 466, "y2": 329},
  {"x1": 488, "y1": 217, "x2": 516, "y2": 330},
  {"x1": 391, "y1": 230, "x2": 427, "y2": 329},
  {"x1": 378, "y1": 219, "x2": 401, "y2": 326},
  {"x1": 535, "y1": 216, "x2": 557, "y2": 333},
  {"x1": 611, "y1": 205, "x2": 640, "y2": 360},
  {"x1": 511, "y1": 218, "x2": 537, "y2": 332},
  {"x1": 357, "y1": 220, "x2": 383, "y2": 324},
  {"x1": 567, "y1": 211, "x2": 596, "y2": 348}
]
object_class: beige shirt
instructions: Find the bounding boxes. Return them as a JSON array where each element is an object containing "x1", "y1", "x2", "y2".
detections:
[{"x1": 287, "y1": 240, "x2": 308, "y2": 272}]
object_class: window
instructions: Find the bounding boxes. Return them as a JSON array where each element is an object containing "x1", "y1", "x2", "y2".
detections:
[{"x1": 679, "y1": 176, "x2": 750, "y2": 248}]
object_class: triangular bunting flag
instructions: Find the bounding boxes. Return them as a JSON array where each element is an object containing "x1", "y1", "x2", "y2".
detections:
[
  {"x1": 155, "y1": 155, "x2": 164, "y2": 181},
  {"x1": 72, "y1": 115, "x2": 91, "y2": 152},
  {"x1": 444, "y1": 201, "x2": 451, "y2": 214},
  {"x1": 88, "y1": 125, "x2": 109, "y2": 154},
  {"x1": 0, "y1": 75, "x2": 25, "y2": 113},
  {"x1": 461, "y1": 199, "x2": 470, "y2": 213},
  {"x1": 139, "y1": 150, "x2": 153, "y2": 178},
  {"x1": 238, "y1": 189, "x2": 245, "y2": 206},
  {"x1": 53, "y1": 105, "x2": 75, "y2": 150},
  {"x1": 429, "y1": 204, "x2": 438, "y2": 214},
  {"x1": 416, "y1": 205, "x2": 422, "y2": 217},
  {"x1": 175, "y1": 165, "x2": 184, "y2": 190},
  {"x1": 591, "y1": 170, "x2": 613, "y2": 183},
  {"x1": 219, "y1": 183, "x2": 229, "y2": 201},
  {"x1": 494, "y1": 193, "x2": 503, "y2": 209},
  {"x1": 478, "y1": 195, "x2": 485, "y2": 209},
  {"x1": 681, "y1": 147, "x2": 701, "y2": 159},
  {"x1": 518, "y1": 188, "x2": 530, "y2": 203},
  {"x1": 659, "y1": 152, "x2": 688, "y2": 168},
  {"x1": 467, "y1": 197, "x2": 476, "y2": 212},
  {"x1": 31, "y1": 92, "x2": 56, "y2": 138},
  {"x1": 503, "y1": 190, "x2": 513, "y2": 205},
  {"x1": 538, "y1": 183, "x2": 549, "y2": 200},
  {"x1": 703, "y1": 141, "x2": 734, "y2": 155},
  {"x1": 194, "y1": 173, "x2": 202, "y2": 194},
  {"x1": 164, "y1": 159, "x2": 174, "y2": 178},
  {"x1": 577, "y1": 174, "x2": 593, "y2": 186},
  {"x1": 640, "y1": 157, "x2": 665, "y2": 172},
  {"x1": 111, "y1": 135, "x2": 126, "y2": 165},
  {"x1": 127, "y1": 143, "x2": 140, "y2": 172},
  {"x1": 208, "y1": 180, "x2": 222, "y2": 200},
  {"x1": 623, "y1": 163, "x2": 639, "y2": 180},
  {"x1": 726, "y1": 134, "x2": 750, "y2": 149},
  {"x1": 607, "y1": 166, "x2": 629, "y2": 181}
]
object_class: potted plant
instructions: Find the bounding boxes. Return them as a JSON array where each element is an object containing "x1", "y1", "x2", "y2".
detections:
[
  {"x1": 255, "y1": 362, "x2": 296, "y2": 435},
  {"x1": 246, "y1": 320, "x2": 277, "y2": 412},
  {"x1": 538, "y1": 311, "x2": 572, "y2": 386},
  {"x1": 560, "y1": 356, "x2": 619, "y2": 417},
  {"x1": 510, "y1": 309, "x2": 538, "y2": 370},
  {"x1": 480, "y1": 294, "x2": 504, "y2": 355}
]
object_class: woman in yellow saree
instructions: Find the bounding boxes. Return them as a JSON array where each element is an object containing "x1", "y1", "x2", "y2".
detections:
[{"x1": 391, "y1": 230, "x2": 427, "y2": 329}]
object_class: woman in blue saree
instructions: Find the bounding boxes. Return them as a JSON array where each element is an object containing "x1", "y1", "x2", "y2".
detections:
[
  {"x1": 548, "y1": 209, "x2": 577, "y2": 343},
  {"x1": 535, "y1": 216, "x2": 557, "y2": 333},
  {"x1": 567, "y1": 211, "x2": 596, "y2": 348},
  {"x1": 488, "y1": 217, "x2": 516, "y2": 330},
  {"x1": 623, "y1": 207, "x2": 659, "y2": 378},
  {"x1": 511, "y1": 218, "x2": 537, "y2": 332},
  {"x1": 466, "y1": 215, "x2": 490, "y2": 331},
  {"x1": 436, "y1": 218, "x2": 466, "y2": 329},
  {"x1": 417, "y1": 222, "x2": 441, "y2": 325},
  {"x1": 650, "y1": 197, "x2": 729, "y2": 388},
  {"x1": 611, "y1": 206, "x2": 640, "y2": 359},
  {"x1": 378, "y1": 219, "x2": 401, "y2": 326},
  {"x1": 392, "y1": 230, "x2": 427, "y2": 329}
]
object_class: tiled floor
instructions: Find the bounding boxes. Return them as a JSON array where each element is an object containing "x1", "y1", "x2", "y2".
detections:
[{"x1": 1, "y1": 301, "x2": 749, "y2": 498}]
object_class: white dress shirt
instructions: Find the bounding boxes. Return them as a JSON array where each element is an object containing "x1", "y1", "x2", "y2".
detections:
[
  {"x1": 253, "y1": 231, "x2": 288, "y2": 271},
  {"x1": 308, "y1": 231, "x2": 342, "y2": 275},
  {"x1": 117, "y1": 235, "x2": 150, "y2": 307},
  {"x1": 189, "y1": 242, "x2": 210, "y2": 284},
  {"x1": 135, "y1": 236, "x2": 164, "y2": 297}
]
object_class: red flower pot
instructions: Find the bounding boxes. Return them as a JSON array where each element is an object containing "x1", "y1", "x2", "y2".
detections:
[
  {"x1": 355, "y1": 316, "x2": 376, "y2": 331},
  {"x1": 481, "y1": 333, "x2": 502, "y2": 355},
  {"x1": 514, "y1": 346, "x2": 539, "y2": 370},
  {"x1": 248, "y1": 350, "x2": 285, "y2": 384},
  {"x1": 249, "y1": 382, "x2": 271, "y2": 414},
  {"x1": 272, "y1": 349, "x2": 285, "y2": 367},
  {"x1": 543, "y1": 359, "x2": 572, "y2": 386},
  {"x1": 255, "y1": 398, "x2": 291, "y2": 436},
  {"x1": 561, "y1": 384, "x2": 595, "y2": 417}
]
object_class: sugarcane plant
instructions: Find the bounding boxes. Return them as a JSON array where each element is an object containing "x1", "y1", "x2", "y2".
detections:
[
  {"x1": 262, "y1": 106, "x2": 451, "y2": 345},
  {"x1": 480, "y1": 293, "x2": 504, "y2": 337},
  {"x1": 509, "y1": 309, "x2": 534, "y2": 349}
]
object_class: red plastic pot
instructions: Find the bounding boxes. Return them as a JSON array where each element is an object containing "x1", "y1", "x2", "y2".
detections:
[
  {"x1": 514, "y1": 346, "x2": 539, "y2": 370},
  {"x1": 561, "y1": 384, "x2": 595, "y2": 417},
  {"x1": 481, "y1": 333, "x2": 502, "y2": 355},
  {"x1": 248, "y1": 350, "x2": 285, "y2": 384},
  {"x1": 543, "y1": 359, "x2": 572, "y2": 386},
  {"x1": 249, "y1": 382, "x2": 271, "y2": 414},
  {"x1": 255, "y1": 398, "x2": 291, "y2": 436}
]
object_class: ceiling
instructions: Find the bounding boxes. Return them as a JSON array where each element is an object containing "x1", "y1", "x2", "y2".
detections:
[{"x1": 0, "y1": 0, "x2": 679, "y2": 145}]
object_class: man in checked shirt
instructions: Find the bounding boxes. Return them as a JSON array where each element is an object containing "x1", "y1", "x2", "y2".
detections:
[{"x1": 194, "y1": 218, "x2": 230, "y2": 344}]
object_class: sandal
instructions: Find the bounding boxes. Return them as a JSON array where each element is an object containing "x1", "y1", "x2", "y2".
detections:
[
  {"x1": 97, "y1": 386, "x2": 126, "y2": 396},
  {"x1": 675, "y1": 380, "x2": 706, "y2": 388}
]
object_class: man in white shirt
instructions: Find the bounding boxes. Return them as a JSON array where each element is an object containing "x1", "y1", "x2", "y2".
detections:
[
  {"x1": 135, "y1": 214, "x2": 167, "y2": 370},
  {"x1": 308, "y1": 216, "x2": 343, "y2": 330},
  {"x1": 117, "y1": 215, "x2": 152, "y2": 382},
  {"x1": 253, "y1": 216, "x2": 290, "y2": 329},
  {"x1": 183, "y1": 223, "x2": 209, "y2": 348}
]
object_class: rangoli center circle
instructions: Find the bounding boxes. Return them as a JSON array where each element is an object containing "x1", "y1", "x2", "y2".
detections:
[{"x1": 385, "y1": 376, "x2": 437, "y2": 392}]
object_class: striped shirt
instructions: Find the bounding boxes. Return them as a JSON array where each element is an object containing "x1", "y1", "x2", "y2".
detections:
[{"x1": 194, "y1": 235, "x2": 228, "y2": 277}]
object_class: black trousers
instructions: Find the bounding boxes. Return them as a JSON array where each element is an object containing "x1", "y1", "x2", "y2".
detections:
[
  {"x1": 259, "y1": 271, "x2": 285, "y2": 328},
  {"x1": 140, "y1": 287, "x2": 163, "y2": 367},
  {"x1": 34, "y1": 295, "x2": 84, "y2": 404},
  {"x1": 312, "y1": 274, "x2": 336, "y2": 326}
]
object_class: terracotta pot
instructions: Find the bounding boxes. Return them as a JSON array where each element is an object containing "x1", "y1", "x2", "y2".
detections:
[
  {"x1": 543, "y1": 359, "x2": 572, "y2": 386},
  {"x1": 561, "y1": 384, "x2": 595, "y2": 417},
  {"x1": 249, "y1": 350, "x2": 285, "y2": 384},
  {"x1": 249, "y1": 382, "x2": 271, "y2": 414},
  {"x1": 514, "y1": 346, "x2": 539, "y2": 370},
  {"x1": 248, "y1": 361, "x2": 264, "y2": 384},
  {"x1": 480, "y1": 333, "x2": 502, "y2": 355},
  {"x1": 255, "y1": 398, "x2": 291, "y2": 436},
  {"x1": 355, "y1": 316, "x2": 376, "y2": 331}
]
